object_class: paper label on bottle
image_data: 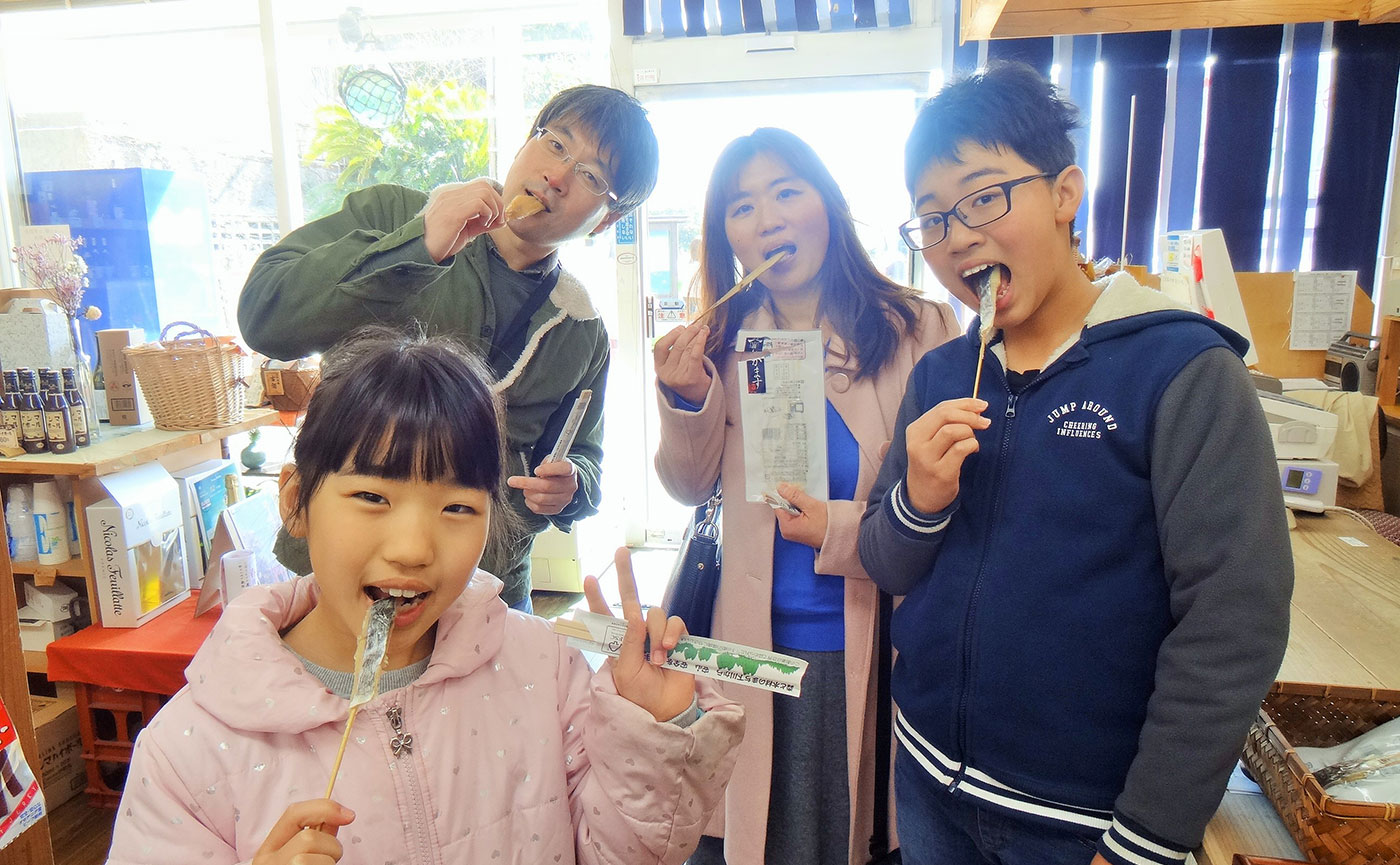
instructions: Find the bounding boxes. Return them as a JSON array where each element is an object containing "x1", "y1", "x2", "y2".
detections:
[
  {"x1": 69, "y1": 406, "x2": 88, "y2": 438},
  {"x1": 44, "y1": 412, "x2": 68, "y2": 443},
  {"x1": 20, "y1": 412, "x2": 44, "y2": 441},
  {"x1": 0, "y1": 427, "x2": 18, "y2": 450}
]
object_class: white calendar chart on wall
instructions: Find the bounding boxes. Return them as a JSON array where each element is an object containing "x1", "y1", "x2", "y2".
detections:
[
  {"x1": 735, "y1": 329, "x2": 829, "y2": 504},
  {"x1": 1290, "y1": 271, "x2": 1357, "y2": 351}
]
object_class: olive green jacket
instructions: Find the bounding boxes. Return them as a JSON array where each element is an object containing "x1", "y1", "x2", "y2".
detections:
[{"x1": 238, "y1": 183, "x2": 608, "y2": 605}]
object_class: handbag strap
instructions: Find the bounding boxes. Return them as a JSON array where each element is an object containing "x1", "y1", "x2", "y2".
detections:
[
  {"x1": 487, "y1": 266, "x2": 561, "y2": 380},
  {"x1": 869, "y1": 589, "x2": 894, "y2": 862}
]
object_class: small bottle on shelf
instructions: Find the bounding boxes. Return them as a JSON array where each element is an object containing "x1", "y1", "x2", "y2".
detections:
[
  {"x1": 41, "y1": 370, "x2": 77, "y2": 455},
  {"x1": 16, "y1": 368, "x2": 48, "y2": 454},
  {"x1": 32, "y1": 479, "x2": 71, "y2": 566},
  {"x1": 0, "y1": 371, "x2": 21, "y2": 434},
  {"x1": 61, "y1": 367, "x2": 90, "y2": 447}
]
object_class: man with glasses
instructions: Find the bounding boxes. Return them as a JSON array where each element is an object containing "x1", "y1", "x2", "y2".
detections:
[
  {"x1": 239, "y1": 85, "x2": 660, "y2": 612},
  {"x1": 859, "y1": 62, "x2": 1290, "y2": 865}
]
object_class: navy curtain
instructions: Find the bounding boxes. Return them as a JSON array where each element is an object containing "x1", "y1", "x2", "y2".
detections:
[
  {"x1": 1198, "y1": 26, "x2": 1283, "y2": 272},
  {"x1": 1092, "y1": 32, "x2": 1170, "y2": 266},
  {"x1": 1312, "y1": 21, "x2": 1400, "y2": 294},
  {"x1": 985, "y1": 37, "x2": 1052, "y2": 77},
  {"x1": 623, "y1": 0, "x2": 912, "y2": 35},
  {"x1": 1164, "y1": 29, "x2": 1210, "y2": 237}
]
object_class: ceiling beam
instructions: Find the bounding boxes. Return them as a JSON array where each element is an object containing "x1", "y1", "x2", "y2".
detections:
[
  {"x1": 1364, "y1": 0, "x2": 1400, "y2": 22},
  {"x1": 967, "y1": 0, "x2": 1361, "y2": 39}
]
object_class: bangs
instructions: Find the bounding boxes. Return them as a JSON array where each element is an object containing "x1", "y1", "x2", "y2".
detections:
[{"x1": 292, "y1": 328, "x2": 505, "y2": 513}]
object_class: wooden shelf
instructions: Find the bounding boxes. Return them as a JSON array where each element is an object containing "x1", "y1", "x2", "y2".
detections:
[
  {"x1": 23, "y1": 649, "x2": 47, "y2": 674},
  {"x1": 961, "y1": 0, "x2": 1400, "y2": 41},
  {"x1": 0, "y1": 408, "x2": 283, "y2": 478},
  {"x1": 9, "y1": 558, "x2": 91, "y2": 579}
]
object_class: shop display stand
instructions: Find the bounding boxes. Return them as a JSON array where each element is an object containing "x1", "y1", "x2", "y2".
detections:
[{"x1": 0, "y1": 410, "x2": 278, "y2": 860}]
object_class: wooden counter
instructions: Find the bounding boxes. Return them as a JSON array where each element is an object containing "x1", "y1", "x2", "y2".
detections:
[{"x1": 1198, "y1": 511, "x2": 1400, "y2": 865}]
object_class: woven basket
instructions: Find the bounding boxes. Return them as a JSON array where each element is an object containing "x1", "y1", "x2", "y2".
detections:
[
  {"x1": 123, "y1": 322, "x2": 248, "y2": 431},
  {"x1": 1242, "y1": 681, "x2": 1400, "y2": 865}
]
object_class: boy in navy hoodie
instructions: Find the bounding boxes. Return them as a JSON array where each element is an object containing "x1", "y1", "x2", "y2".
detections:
[{"x1": 858, "y1": 62, "x2": 1292, "y2": 865}]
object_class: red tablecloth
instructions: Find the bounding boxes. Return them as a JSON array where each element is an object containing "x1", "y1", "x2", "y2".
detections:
[{"x1": 45, "y1": 592, "x2": 220, "y2": 695}]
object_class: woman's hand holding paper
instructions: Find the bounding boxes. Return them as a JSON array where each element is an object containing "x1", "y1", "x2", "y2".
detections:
[{"x1": 772, "y1": 483, "x2": 827, "y2": 549}]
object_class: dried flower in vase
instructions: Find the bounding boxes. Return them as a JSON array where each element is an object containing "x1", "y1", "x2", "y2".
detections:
[{"x1": 12, "y1": 233, "x2": 91, "y2": 317}]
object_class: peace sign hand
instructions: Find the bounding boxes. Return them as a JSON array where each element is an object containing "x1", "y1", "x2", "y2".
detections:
[{"x1": 583, "y1": 547, "x2": 697, "y2": 721}]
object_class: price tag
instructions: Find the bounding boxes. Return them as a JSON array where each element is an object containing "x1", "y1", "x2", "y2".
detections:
[{"x1": 264, "y1": 369, "x2": 285, "y2": 396}]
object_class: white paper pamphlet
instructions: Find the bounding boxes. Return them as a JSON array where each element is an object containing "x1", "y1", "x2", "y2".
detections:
[
  {"x1": 1290, "y1": 271, "x2": 1356, "y2": 351},
  {"x1": 557, "y1": 611, "x2": 809, "y2": 696},
  {"x1": 735, "y1": 329, "x2": 828, "y2": 505}
]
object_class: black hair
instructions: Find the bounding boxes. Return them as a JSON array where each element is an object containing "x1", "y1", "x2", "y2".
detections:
[
  {"x1": 697, "y1": 127, "x2": 919, "y2": 379},
  {"x1": 904, "y1": 61, "x2": 1082, "y2": 196},
  {"x1": 531, "y1": 85, "x2": 660, "y2": 215},
  {"x1": 288, "y1": 326, "x2": 515, "y2": 544}
]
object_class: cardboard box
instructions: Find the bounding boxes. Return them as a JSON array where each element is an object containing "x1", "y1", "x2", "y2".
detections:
[
  {"x1": 29, "y1": 694, "x2": 85, "y2": 809},
  {"x1": 84, "y1": 462, "x2": 190, "y2": 627},
  {"x1": 18, "y1": 605, "x2": 78, "y2": 650},
  {"x1": 169, "y1": 459, "x2": 244, "y2": 586},
  {"x1": 95, "y1": 327, "x2": 151, "y2": 425},
  {"x1": 23, "y1": 579, "x2": 79, "y2": 621}
]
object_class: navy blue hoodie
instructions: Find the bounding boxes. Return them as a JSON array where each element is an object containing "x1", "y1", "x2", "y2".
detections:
[{"x1": 859, "y1": 274, "x2": 1292, "y2": 865}]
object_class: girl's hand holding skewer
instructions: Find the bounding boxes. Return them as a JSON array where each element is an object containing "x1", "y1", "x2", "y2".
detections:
[
  {"x1": 252, "y1": 799, "x2": 354, "y2": 865},
  {"x1": 653, "y1": 323, "x2": 712, "y2": 406},
  {"x1": 904, "y1": 398, "x2": 989, "y2": 515},
  {"x1": 583, "y1": 547, "x2": 696, "y2": 722}
]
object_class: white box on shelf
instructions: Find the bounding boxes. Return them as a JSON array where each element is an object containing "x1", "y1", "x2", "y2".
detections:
[
  {"x1": 22, "y1": 580, "x2": 78, "y2": 621},
  {"x1": 17, "y1": 605, "x2": 78, "y2": 650},
  {"x1": 83, "y1": 462, "x2": 190, "y2": 628},
  {"x1": 0, "y1": 296, "x2": 78, "y2": 371}
]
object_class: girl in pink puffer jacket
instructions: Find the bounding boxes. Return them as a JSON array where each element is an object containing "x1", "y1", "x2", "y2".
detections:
[{"x1": 106, "y1": 327, "x2": 745, "y2": 865}]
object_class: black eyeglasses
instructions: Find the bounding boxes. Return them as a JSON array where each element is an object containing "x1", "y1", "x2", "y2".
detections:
[{"x1": 899, "y1": 173, "x2": 1057, "y2": 251}]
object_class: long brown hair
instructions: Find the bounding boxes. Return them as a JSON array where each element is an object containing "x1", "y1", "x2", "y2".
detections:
[{"x1": 696, "y1": 128, "x2": 919, "y2": 377}]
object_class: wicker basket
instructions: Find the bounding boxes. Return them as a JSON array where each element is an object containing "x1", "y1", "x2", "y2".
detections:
[
  {"x1": 123, "y1": 322, "x2": 248, "y2": 431},
  {"x1": 1242, "y1": 681, "x2": 1400, "y2": 865}
]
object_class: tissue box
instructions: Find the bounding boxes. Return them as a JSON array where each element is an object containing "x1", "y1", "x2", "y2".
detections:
[
  {"x1": 23, "y1": 580, "x2": 79, "y2": 621},
  {"x1": 84, "y1": 462, "x2": 190, "y2": 627},
  {"x1": 96, "y1": 327, "x2": 152, "y2": 426},
  {"x1": 29, "y1": 694, "x2": 85, "y2": 809},
  {"x1": 18, "y1": 605, "x2": 78, "y2": 650},
  {"x1": 0, "y1": 296, "x2": 78, "y2": 370}
]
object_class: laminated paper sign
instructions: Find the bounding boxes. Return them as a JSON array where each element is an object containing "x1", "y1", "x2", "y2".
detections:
[
  {"x1": 0, "y1": 694, "x2": 47, "y2": 851},
  {"x1": 735, "y1": 329, "x2": 828, "y2": 504}
]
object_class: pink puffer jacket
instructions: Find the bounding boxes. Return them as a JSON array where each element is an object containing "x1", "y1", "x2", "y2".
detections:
[{"x1": 106, "y1": 574, "x2": 745, "y2": 865}]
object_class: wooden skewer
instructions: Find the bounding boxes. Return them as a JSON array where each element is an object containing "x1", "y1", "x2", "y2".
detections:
[
  {"x1": 693, "y1": 252, "x2": 788, "y2": 324},
  {"x1": 971, "y1": 335, "x2": 990, "y2": 400},
  {"x1": 323, "y1": 706, "x2": 363, "y2": 800},
  {"x1": 551, "y1": 618, "x2": 596, "y2": 641}
]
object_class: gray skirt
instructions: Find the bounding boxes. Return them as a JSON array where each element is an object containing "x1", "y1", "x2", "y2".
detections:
[{"x1": 689, "y1": 647, "x2": 850, "y2": 865}]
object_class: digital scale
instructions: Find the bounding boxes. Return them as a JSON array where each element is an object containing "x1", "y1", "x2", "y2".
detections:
[{"x1": 1277, "y1": 458, "x2": 1339, "y2": 513}]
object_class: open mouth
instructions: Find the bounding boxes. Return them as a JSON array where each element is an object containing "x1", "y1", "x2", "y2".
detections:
[
  {"x1": 963, "y1": 262, "x2": 1010, "y2": 301},
  {"x1": 527, "y1": 190, "x2": 551, "y2": 213},
  {"x1": 765, "y1": 243, "x2": 797, "y2": 260},
  {"x1": 365, "y1": 585, "x2": 431, "y2": 612}
]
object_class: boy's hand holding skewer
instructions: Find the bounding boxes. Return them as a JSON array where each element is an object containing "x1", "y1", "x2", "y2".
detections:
[
  {"x1": 583, "y1": 547, "x2": 696, "y2": 722},
  {"x1": 904, "y1": 398, "x2": 989, "y2": 515}
]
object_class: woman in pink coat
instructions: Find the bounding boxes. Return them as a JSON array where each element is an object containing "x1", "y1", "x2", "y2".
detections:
[
  {"x1": 652, "y1": 129, "x2": 960, "y2": 865},
  {"x1": 107, "y1": 327, "x2": 745, "y2": 865}
]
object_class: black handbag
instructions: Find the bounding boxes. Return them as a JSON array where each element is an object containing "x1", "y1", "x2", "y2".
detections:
[{"x1": 661, "y1": 488, "x2": 721, "y2": 638}]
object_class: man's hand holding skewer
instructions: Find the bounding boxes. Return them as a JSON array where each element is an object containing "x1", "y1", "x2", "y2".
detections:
[{"x1": 904, "y1": 398, "x2": 989, "y2": 515}]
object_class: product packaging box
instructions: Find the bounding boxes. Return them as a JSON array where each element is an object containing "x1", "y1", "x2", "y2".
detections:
[
  {"x1": 0, "y1": 296, "x2": 78, "y2": 371},
  {"x1": 194, "y1": 492, "x2": 294, "y2": 614},
  {"x1": 29, "y1": 695, "x2": 85, "y2": 810},
  {"x1": 83, "y1": 462, "x2": 190, "y2": 627},
  {"x1": 22, "y1": 580, "x2": 79, "y2": 621},
  {"x1": 17, "y1": 606, "x2": 78, "y2": 650},
  {"x1": 169, "y1": 459, "x2": 244, "y2": 587},
  {"x1": 95, "y1": 327, "x2": 151, "y2": 426}
]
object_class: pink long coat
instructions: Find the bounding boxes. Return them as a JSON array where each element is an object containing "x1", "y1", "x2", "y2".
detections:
[
  {"x1": 106, "y1": 574, "x2": 745, "y2": 865},
  {"x1": 653, "y1": 299, "x2": 960, "y2": 865}
]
